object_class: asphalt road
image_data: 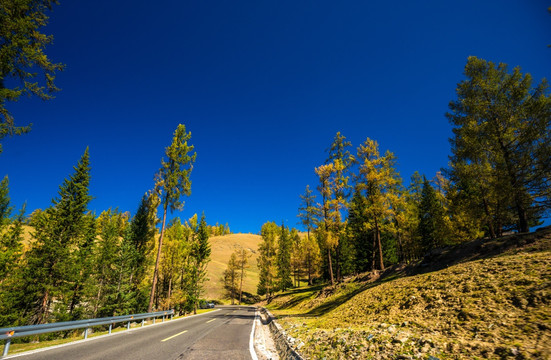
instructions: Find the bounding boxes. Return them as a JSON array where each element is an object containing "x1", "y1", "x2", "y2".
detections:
[{"x1": 8, "y1": 306, "x2": 257, "y2": 360}]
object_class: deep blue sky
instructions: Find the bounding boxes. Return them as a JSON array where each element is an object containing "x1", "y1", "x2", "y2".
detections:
[{"x1": 1, "y1": 1, "x2": 550, "y2": 233}]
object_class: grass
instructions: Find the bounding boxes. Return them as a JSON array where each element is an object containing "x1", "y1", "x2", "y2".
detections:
[
  {"x1": 4, "y1": 309, "x2": 216, "y2": 355},
  {"x1": 205, "y1": 233, "x2": 262, "y2": 302},
  {"x1": 265, "y1": 227, "x2": 551, "y2": 360}
]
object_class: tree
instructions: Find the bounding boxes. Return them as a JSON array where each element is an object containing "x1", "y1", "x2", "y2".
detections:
[
  {"x1": 223, "y1": 252, "x2": 239, "y2": 304},
  {"x1": 418, "y1": 178, "x2": 447, "y2": 252},
  {"x1": 276, "y1": 223, "x2": 292, "y2": 291},
  {"x1": 24, "y1": 148, "x2": 94, "y2": 324},
  {"x1": 189, "y1": 214, "x2": 210, "y2": 314},
  {"x1": 355, "y1": 138, "x2": 401, "y2": 271},
  {"x1": 148, "y1": 124, "x2": 196, "y2": 312},
  {"x1": 257, "y1": 221, "x2": 278, "y2": 302},
  {"x1": 236, "y1": 248, "x2": 249, "y2": 304},
  {"x1": 297, "y1": 185, "x2": 319, "y2": 242},
  {"x1": 0, "y1": 0, "x2": 64, "y2": 153},
  {"x1": 447, "y1": 56, "x2": 551, "y2": 233}
]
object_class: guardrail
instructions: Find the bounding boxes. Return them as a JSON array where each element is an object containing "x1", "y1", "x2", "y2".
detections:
[{"x1": 0, "y1": 309, "x2": 174, "y2": 357}]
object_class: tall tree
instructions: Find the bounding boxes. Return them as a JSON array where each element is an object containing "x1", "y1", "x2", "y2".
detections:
[
  {"x1": 236, "y1": 248, "x2": 249, "y2": 304},
  {"x1": 447, "y1": 56, "x2": 551, "y2": 233},
  {"x1": 418, "y1": 178, "x2": 447, "y2": 252},
  {"x1": 297, "y1": 185, "x2": 320, "y2": 242},
  {"x1": 355, "y1": 138, "x2": 401, "y2": 271},
  {"x1": 149, "y1": 124, "x2": 196, "y2": 312},
  {"x1": 0, "y1": 0, "x2": 64, "y2": 153},
  {"x1": 223, "y1": 252, "x2": 239, "y2": 305},
  {"x1": 24, "y1": 148, "x2": 93, "y2": 324},
  {"x1": 189, "y1": 214, "x2": 210, "y2": 314},
  {"x1": 257, "y1": 221, "x2": 278, "y2": 302},
  {"x1": 276, "y1": 223, "x2": 292, "y2": 291}
]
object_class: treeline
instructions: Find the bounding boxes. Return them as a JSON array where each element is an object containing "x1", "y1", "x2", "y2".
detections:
[
  {"x1": 257, "y1": 56, "x2": 550, "y2": 297},
  {"x1": 0, "y1": 124, "x2": 220, "y2": 327}
]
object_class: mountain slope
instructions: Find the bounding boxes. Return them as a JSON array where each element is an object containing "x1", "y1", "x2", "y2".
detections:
[
  {"x1": 205, "y1": 233, "x2": 261, "y2": 302},
  {"x1": 265, "y1": 227, "x2": 551, "y2": 359}
]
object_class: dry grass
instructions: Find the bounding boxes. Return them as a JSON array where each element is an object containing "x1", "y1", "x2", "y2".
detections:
[
  {"x1": 267, "y1": 228, "x2": 551, "y2": 360},
  {"x1": 205, "y1": 233, "x2": 261, "y2": 301}
]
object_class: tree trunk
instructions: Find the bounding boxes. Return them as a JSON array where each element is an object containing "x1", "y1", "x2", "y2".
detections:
[
  {"x1": 482, "y1": 197, "x2": 497, "y2": 239},
  {"x1": 239, "y1": 261, "x2": 244, "y2": 305},
  {"x1": 375, "y1": 220, "x2": 384, "y2": 271},
  {"x1": 148, "y1": 203, "x2": 168, "y2": 313},
  {"x1": 167, "y1": 276, "x2": 172, "y2": 309},
  {"x1": 327, "y1": 247, "x2": 335, "y2": 286}
]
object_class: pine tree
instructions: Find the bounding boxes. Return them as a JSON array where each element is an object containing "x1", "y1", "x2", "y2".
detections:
[
  {"x1": 276, "y1": 223, "x2": 292, "y2": 291},
  {"x1": 149, "y1": 124, "x2": 196, "y2": 312},
  {"x1": 0, "y1": 0, "x2": 65, "y2": 153},
  {"x1": 236, "y1": 248, "x2": 249, "y2": 304},
  {"x1": 257, "y1": 221, "x2": 278, "y2": 302},
  {"x1": 418, "y1": 178, "x2": 447, "y2": 252},
  {"x1": 24, "y1": 148, "x2": 94, "y2": 324},
  {"x1": 190, "y1": 214, "x2": 210, "y2": 314}
]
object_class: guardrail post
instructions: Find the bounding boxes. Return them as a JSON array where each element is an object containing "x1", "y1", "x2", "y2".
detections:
[
  {"x1": 109, "y1": 324, "x2": 112, "y2": 335},
  {"x1": 162, "y1": 315, "x2": 165, "y2": 322},
  {"x1": 84, "y1": 328, "x2": 88, "y2": 340},
  {"x1": 3, "y1": 339, "x2": 11, "y2": 357},
  {"x1": 127, "y1": 321, "x2": 130, "y2": 330},
  {"x1": 141, "y1": 319, "x2": 144, "y2": 327},
  {"x1": 153, "y1": 318, "x2": 156, "y2": 324}
]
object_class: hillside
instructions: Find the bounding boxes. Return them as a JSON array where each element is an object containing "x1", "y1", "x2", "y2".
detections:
[
  {"x1": 264, "y1": 227, "x2": 551, "y2": 359},
  {"x1": 205, "y1": 233, "x2": 262, "y2": 302}
]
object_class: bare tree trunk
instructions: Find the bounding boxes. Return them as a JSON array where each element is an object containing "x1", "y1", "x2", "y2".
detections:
[
  {"x1": 327, "y1": 247, "x2": 335, "y2": 286},
  {"x1": 148, "y1": 203, "x2": 168, "y2": 313}
]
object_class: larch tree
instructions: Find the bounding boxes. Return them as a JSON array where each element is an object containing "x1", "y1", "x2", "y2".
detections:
[
  {"x1": 447, "y1": 56, "x2": 551, "y2": 233},
  {"x1": 223, "y1": 252, "x2": 239, "y2": 305},
  {"x1": 190, "y1": 214, "x2": 210, "y2": 314},
  {"x1": 148, "y1": 124, "x2": 196, "y2": 312},
  {"x1": 237, "y1": 248, "x2": 249, "y2": 304},
  {"x1": 355, "y1": 138, "x2": 401, "y2": 271},
  {"x1": 0, "y1": 0, "x2": 64, "y2": 153}
]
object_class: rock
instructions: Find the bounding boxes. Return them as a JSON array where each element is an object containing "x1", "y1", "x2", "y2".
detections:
[
  {"x1": 393, "y1": 332, "x2": 410, "y2": 344},
  {"x1": 401, "y1": 321, "x2": 409, "y2": 327},
  {"x1": 367, "y1": 334, "x2": 374, "y2": 341},
  {"x1": 388, "y1": 325, "x2": 397, "y2": 333}
]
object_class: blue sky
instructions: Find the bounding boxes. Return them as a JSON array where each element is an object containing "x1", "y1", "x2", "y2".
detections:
[{"x1": 1, "y1": 0, "x2": 550, "y2": 233}]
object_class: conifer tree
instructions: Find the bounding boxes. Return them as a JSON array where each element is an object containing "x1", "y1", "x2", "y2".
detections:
[
  {"x1": 223, "y1": 252, "x2": 239, "y2": 304},
  {"x1": 149, "y1": 124, "x2": 196, "y2": 312},
  {"x1": 257, "y1": 221, "x2": 278, "y2": 302},
  {"x1": 190, "y1": 214, "x2": 210, "y2": 314},
  {"x1": 0, "y1": 0, "x2": 64, "y2": 153},
  {"x1": 418, "y1": 178, "x2": 447, "y2": 252},
  {"x1": 276, "y1": 223, "x2": 293, "y2": 291},
  {"x1": 236, "y1": 248, "x2": 249, "y2": 304},
  {"x1": 24, "y1": 148, "x2": 93, "y2": 324},
  {"x1": 447, "y1": 56, "x2": 551, "y2": 233}
]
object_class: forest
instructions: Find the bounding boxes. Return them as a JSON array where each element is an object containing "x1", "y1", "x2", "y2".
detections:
[{"x1": 253, "y1": 56, "x2": 551, "y2": 301}]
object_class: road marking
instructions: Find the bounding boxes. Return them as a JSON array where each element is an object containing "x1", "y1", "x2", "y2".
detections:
[
  {"x1": 161, "y1": 330, "x2": 188, "y2": 342},
  {"x1": 206, "y1": 319, "x2": 216, "y2": 323},
  {"x1": 249, "y1": 308, "x2": 258, "y2": 360}
]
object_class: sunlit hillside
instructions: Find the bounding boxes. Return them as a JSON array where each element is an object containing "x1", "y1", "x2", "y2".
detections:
[{"x1": 205, "y1": 233, "x2": 262, "y2": 302}]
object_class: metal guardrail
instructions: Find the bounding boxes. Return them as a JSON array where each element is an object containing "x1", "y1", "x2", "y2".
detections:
[{"x1": 0, "y1": 309, "x2": 174, "y2": 357}]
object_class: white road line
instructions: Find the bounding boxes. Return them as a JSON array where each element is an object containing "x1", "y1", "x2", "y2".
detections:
[
  {"x1": 206, "y1": 319, "x2": 216, "y2": 323},
  {"x1": 161, "y1": 330, "x2": 188, "y2": 342},
  {"x1": 249, "y1": 308, "x2": 259, "y2": 360}
]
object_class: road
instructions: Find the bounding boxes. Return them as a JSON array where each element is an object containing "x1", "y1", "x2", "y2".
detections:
[{"x1": 8, "y1": 306, "x2": 257, "y2": 360}]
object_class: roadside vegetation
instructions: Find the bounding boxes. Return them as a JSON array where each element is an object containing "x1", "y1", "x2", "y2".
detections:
[{"x1": 265, "y1": 227, "x2": 551, "y2": 359}]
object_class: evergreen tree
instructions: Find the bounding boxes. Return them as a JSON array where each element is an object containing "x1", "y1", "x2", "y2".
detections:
[
  {"x1": 347, "y1": 189, "x2": 371, "y2": 273},
  {"x1": 190, "y1": 213, "x2": 210, "y2": 314},
  {"x1": 24, "y1": 148, "x2": 93, "y2": 324},
  {"x1": 418, "y1": 178, "x2": 447, "y2": 252},
  {"x1": 257, "y1": 221, "x2": 278, "y2": 302},
  {"x1": 276, "y1": 223, "x2": 292, "y2": 291},
  {"x1": 236, "y1": 248, "x2": 249, "y2": 304},
  {"x1": 447, "y1": 56, "x2": 551, "y2": 233},
  {"x1": 149, "y1": 124, "x2": 196, "y2": 312},
  {"x1": 0, "y1": 0, "x2": 64, "y2": 153}
]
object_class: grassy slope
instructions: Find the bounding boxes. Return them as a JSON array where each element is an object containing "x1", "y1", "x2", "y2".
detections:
[
  {"x1": 265, "y1": 228, "x2": 551, "y2": 360},
  {"x1": 205, "y1": 233, "x2": 261, "y2": 302}
]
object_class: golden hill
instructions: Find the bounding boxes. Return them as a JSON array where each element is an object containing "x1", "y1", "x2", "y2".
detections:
[{"x1": 205, "y1": 233, "x2": 262, "y2": 302}]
